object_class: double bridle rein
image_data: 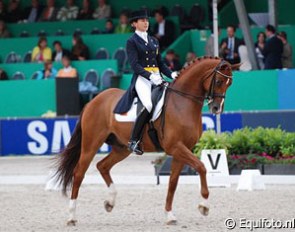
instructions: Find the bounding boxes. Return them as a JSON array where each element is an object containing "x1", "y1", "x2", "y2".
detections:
[{"x1": 166, "y1": 60, "x2": 233, "y2": 105}]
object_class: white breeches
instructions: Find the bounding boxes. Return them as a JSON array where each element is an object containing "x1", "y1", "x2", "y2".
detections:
[{"x1": 135, "y1": 75, "x2": 153, "y2": 113}]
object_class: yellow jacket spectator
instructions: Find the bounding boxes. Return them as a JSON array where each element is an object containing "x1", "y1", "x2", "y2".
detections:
[
  {"x1": 57, "y1": 55, "x2": 78, "y2": 78},
  {"x1": 32, "y1": 37, "x2": 52, "y2": 62}
]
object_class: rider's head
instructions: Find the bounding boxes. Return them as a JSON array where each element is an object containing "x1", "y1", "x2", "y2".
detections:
[{"x1": 130, "y1": 10, "x2": 149, "y2": 32}]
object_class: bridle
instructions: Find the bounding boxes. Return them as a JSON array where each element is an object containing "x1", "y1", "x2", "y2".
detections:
[{"x1": 166, "y1": 59, "x2": 233, "y2": 105}]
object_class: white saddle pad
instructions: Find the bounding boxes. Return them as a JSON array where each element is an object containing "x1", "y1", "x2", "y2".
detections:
[{"x1": 115, "y1": 88, "x2": 167, "y2": 122}]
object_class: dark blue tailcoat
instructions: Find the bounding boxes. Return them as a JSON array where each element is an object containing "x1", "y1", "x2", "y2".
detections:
[
  {"x1": 262, "y1": 35, "x2": 283, "y2": 69},
  {"x1": 114, "y1": 33, "x2": 173, "y2": 113}
]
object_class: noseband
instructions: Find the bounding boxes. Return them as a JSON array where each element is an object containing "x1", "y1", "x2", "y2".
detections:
[
  {"x1": 206, "y1": 59, "x2": 232, "y2": 104},
  {"x1": 166, "y1": 59, "x2": 232, "y2": 105}
]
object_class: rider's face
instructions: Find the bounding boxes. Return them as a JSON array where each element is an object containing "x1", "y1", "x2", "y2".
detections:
[{"x1": 132, "y1": 18, "x2": 149, "y2": 32}]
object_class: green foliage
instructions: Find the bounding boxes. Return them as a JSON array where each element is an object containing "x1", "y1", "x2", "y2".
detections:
[
  {"x1": 280, "y1": 133, "x2": 295, "y2": 157},
  {"x1": 193, "y1": 127, "x2": 295, "y2": 165},
  {"x1": 251, "y1": 127, "x2": 285, "y2": 157},
  {"x1": 193, "y1": 130, "x2": 230, "y2": 157},
  {"x1": 227, "y1": 128, "x2": 255, "y2": 155}
]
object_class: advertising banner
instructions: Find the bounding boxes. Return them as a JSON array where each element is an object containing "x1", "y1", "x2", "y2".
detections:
[{"x1": 0, "y1": 113, "x2": 242, "y2": 156}]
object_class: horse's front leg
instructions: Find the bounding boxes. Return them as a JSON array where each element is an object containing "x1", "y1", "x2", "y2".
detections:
[
  {"x1": 165, "y1": 158, "x2": 184, "y2": 225},
  {"x1": 168, "y1": 143, "x2": 209, "y2": 216}
]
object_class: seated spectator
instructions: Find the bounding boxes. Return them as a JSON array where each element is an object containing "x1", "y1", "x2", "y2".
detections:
[
  {"x1": 102, "y1": 19, "x2": 114, "y2": 34},
  {"x1": 92, "y1": 0, "x2": 111, "y2": 20},
  {"x1": 0, "y1": 20, "x2": 10, "y2": 38},
  {"x1": 36, "y1": 60, "x2": 57, "y2": 80},
  {"x1": 255, "y1": 32, "x2": 266, "y2": 70},
  {"x1": 52, "y1": 40, "x2": 70, "y2": 62},
  {"x1": 238, "y1": 41, "x2": 252, "y2": 71},
  {"x1": 219, "y1": 25, "x2": 242, "y2": 64},
  {"x1": 0, "y1": 68, "x2": 8, "y2": 81},
  {"x1": 57, "y1": 0, "x2": 79, "y2": 21},
  {"x1": 183, "y1": 52, "x2": 196, "y2": 67},
  {"x1": 115, "y1": 12, "x2": 132, "y2": 34},
  {"x1": 40, "y1": 0, "x2": 59, "y2": 21},
  {"x1": 22, "y1": 0, "x2": 43, "y2": 23},
  {"x1": 57, "y1": 55, "x2": 77, "y2": 78},
  {"x1": 71, "y1": 35, "x2": 89, "y2": 60},
  {"x1": 262, "y1": 25, "x2": 283, "y2": 70},
  {"x1": 31, "y1": 37, "x2": 52, "y2": 62},
  {"x1": 153, "y1": 9, "x2": 174, "y2": 50},
  {"x1": 0, "y1": 0, "x2": 7, "y2": 21},
  {"x1": 205, "y1": 27, "x2": 221, "y2": 57},
  {"x1": 164, "y1": 50, "x2": 182, "y2": 71},
  {"x1": 278, "y1": 31, "x2": 293, "y2": 69},
  {"x1": 78, "y1": 0, "x2": 93, "y2": 20},
  {"x1": 6, "y1": 0, "x2": 23, "y2": 23}
]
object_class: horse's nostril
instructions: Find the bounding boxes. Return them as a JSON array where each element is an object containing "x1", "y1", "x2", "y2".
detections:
[{"x1": 213, "y1": 106, "x2": 219, "y2": 112}]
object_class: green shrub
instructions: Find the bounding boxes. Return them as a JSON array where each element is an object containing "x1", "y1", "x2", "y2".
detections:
[
  {"x1": 280, "y1": 132, "x2": 295, "y2": 157},
  {"x1": 193, "y1": 130, "x2": 230, "y2": 157},
  {"x1": 250, "y1": 127, "x2": 284, "y2": 157},
  {"x1": 227, "y1": 128, "x2": 255, "y2": 155},
  {"x1": 194, "y1": 127, "x2": 295, "y2": 162}
]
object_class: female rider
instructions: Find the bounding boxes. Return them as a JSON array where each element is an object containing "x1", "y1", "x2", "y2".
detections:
[{"x1": 114, "y1": 10, "x2": 177, "y2": 155}]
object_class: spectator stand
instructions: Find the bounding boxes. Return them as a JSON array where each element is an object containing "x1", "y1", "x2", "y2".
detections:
[
  {"x1": 0, "y1": 60, "x2": 118, "y2": 81},
  {"x1": 0, "y1": 33, "x2": 131, "y2": 63},
  {"x1": 5, "y1": 17, "x2": 180, "y2": 38}
]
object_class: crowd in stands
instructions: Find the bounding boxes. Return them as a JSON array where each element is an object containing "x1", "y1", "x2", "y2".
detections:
[
  {"x1": 205, "y1": 24, "x2": 293, "y2": 71},
  {"x1": 0, "y1": 0, "x2": 111, "y2": 23},
  {"x1": 0, "y1": 0, "x2": 293, "y2": 83},
  {"x1": 0, "y1": 1, "x2": 182, "y2": 81}
]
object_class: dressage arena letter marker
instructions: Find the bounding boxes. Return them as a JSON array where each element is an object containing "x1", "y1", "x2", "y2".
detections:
[
  {"x1": 201, "y1": 149, "x2": 231, "y2": 187},
  {"x1": 208, "y1": 153, "x2": 221, "y2": 170}
]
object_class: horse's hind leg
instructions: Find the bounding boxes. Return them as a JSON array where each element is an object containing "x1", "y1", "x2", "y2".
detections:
[
  {"x1": 165, "y1": 158, "x2": 184, "y2": 225},
  {"x1": 68, "y1": 132, "x2": 107, "y2": 226},
  {"x1": 96, "y1": 146, "x2": 131, "y2": 212}
]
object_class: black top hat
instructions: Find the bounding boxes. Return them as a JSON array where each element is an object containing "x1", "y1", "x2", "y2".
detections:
[{"x1": 129, "y1": 10, "x2": 149, "y2": 23}]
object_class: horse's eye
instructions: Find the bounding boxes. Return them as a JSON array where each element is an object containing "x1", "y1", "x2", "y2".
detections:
[{"x1": 216, "y1": 79, "x2": 223, "y2": 86}]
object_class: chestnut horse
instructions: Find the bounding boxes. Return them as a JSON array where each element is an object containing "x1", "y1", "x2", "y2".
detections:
[{"x1": 55, "y1": 57, "x2": 237, "y2": 226}]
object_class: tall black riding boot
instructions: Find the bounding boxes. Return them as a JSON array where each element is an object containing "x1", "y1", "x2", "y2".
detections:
[{"x1": 128, "y1": 107, "x2": 151, "y2": 155}]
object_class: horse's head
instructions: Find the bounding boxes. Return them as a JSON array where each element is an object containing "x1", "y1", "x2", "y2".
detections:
[{"x1": 202, "y1": 60, "x2": 240, "y2": 114}]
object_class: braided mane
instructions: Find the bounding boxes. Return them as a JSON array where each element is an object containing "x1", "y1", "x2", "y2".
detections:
[{"x1": 178, "y1": 56, "x2": 221, "y2": 77}]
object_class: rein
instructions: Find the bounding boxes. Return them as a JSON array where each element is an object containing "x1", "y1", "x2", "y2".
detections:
[{"x1": 166, "y1": 60, "x2": 232, "y2": 105}]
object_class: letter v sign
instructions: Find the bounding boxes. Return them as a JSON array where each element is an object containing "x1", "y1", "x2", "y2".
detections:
[
  {"x1": 207, "y1": 153, "x2": 221, "y2": 170},
  {"x1": 201, "y1": 149, "x2": 230, "y2": 187}
]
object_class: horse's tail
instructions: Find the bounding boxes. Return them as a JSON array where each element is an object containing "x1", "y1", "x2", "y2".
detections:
[{"x1": 55, "y1": 110, "x2": 84, "y2": 196}]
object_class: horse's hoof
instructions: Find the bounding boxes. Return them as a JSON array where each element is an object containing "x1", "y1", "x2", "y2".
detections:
[
  {"x1": 104, "y1": 200, "x2": 114, "y2": 212},
  {"x1": 166, "y1": 211, "x2": 177, "y2": 225},
  {"x1": 198, "y1": 204, "x2": 209, "y2": 216},
  {"x1": 67, "y1": 219, "x2": 77, "y2": 226},
  {"x1": 166, "y1": 219, "x2": 177, "y2": 225}
]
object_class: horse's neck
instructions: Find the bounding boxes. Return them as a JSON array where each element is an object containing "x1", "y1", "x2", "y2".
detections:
[
  {"x1": 167, "y1": 66, "x2": 205, "y2": 121},
  {"x1": 173, "y1": 65, "x2": 206, "y2": 98}
]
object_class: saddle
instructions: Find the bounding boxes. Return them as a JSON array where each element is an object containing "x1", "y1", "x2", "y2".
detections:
[
  {"x1": 139, "y1": 85, "x2": 164, "y2": 151},
  {"x1": 114, "y1": 84, "x2": 167, "y2": 151}
]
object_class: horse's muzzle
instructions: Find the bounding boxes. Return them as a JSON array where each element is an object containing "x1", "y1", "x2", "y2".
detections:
[{"x1": 209, "y1": 102, "x2": 223, "y2": 114}]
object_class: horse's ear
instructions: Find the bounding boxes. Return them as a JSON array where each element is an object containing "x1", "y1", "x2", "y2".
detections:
[{"x1": 231, "y1": 63, "x2": 241, "y2": 71}]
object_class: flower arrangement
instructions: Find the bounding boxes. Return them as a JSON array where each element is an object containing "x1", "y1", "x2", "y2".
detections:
[{"x1": 193, "y1": 127, "x2": 295, "y2": 171}]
